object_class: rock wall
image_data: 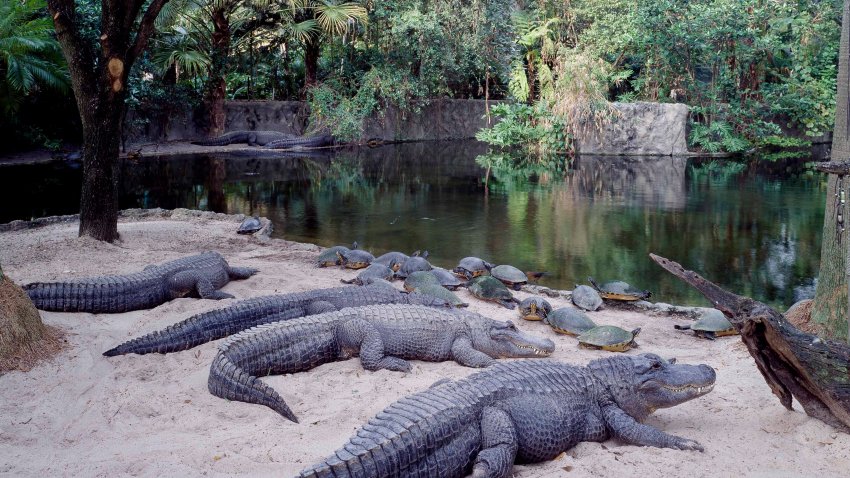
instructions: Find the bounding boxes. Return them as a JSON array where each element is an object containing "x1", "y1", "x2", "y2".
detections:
[
  {"x1": 128, "y1": 99, "x2": 690, "y2": 155},
  {"x1": 576, "y1": 102, "x2": 690, "y2": 156}
]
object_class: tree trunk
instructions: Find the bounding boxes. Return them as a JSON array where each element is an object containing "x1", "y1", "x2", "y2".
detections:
[
  {"x1": 812, "y1": 0, "x2": 850, "y2": 342},
  {"x1": 304, "y1": 38, "x2": 320, "y2": 89},
  {"x1": 651, "y1": 254, "x2": 850, "y2": 433},
  {"x1": 204, "y1": 7, "x2": 231, "y2": 137}
]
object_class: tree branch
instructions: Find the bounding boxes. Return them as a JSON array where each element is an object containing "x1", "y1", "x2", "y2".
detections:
[{"x1": 127, "y1": 0, "x2": 171, "y2": 68}]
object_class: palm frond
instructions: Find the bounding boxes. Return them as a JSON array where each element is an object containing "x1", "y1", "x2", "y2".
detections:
[{"x1": 314, "y1": 2, "x2": 368, "y2": 36}]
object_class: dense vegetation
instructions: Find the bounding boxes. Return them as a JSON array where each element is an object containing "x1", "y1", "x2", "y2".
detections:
[{"x1": 0, "y1": 0, "x2": 842, "y2": 154}]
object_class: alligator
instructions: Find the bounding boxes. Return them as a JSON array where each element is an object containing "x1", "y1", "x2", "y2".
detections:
[
  {"x1": 263, "y1": 134, "x2": 336, "y2": 150},
  {"x1": 102, "y1": 282, "x2": 449, "y2": 356},
  {"x1": 208, "y1": 304, "x2": 556, "y2": 421},
  {"x1": 24, "y1": 252, "x2": 257, "y2": 314},
  {"x1": 300, "y1": 353, "x2": 716, "y2": 478},
  {"x1": 191, "y1": 130, "x2": 297, "y2": 146}
]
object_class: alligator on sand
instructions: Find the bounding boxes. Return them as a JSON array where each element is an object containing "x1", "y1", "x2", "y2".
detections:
[
  {"x1": 102, "y1": 282, "x2": 449, "y2": 356},
  {"x1": 24, "y1": 252, "x2": 257, "y2": 314},
  {"x1": 300, "y1": 354, "x2": 716, "y2": 478},
  {"x1": 208, "y1": 304, "x2": 555, "y2": 421}
]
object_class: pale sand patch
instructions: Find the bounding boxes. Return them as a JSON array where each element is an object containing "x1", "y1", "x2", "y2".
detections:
[{"x1": 0, "y1": 214, "x2": 848, "y2": 477}]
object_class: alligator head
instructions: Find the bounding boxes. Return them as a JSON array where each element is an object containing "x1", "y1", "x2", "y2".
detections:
[
  {"x1": 470, "y1": 319, "x2": 556, "y2": 358},
  {"x1": 589, "y1": 353, "x2": 716, "y2": 421}
]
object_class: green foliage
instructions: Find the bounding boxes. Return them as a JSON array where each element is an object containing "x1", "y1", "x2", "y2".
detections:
[
  {"x1": 0, "y1": 0, "x2": 69, "y2": 116},
  {"x1": 475, "y1": 103, "x2": 546, "y2": 148}
]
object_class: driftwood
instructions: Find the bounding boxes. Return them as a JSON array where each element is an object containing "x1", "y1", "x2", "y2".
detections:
[{"x1": 650, "y1": 253, "x2": 850, "y2": 433}]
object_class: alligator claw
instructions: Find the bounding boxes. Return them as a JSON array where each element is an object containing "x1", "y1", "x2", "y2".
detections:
[{"x1": 674, "y1": 438, "x2": 704, "y2": 452}]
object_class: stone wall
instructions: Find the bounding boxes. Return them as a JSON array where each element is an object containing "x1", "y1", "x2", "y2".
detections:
[
  {"x1": 576, "y1": 102, "x2": 690, "y2": 156},
  {"x1": 129, "y1": 99, "x2": 691, "y2": 155}
]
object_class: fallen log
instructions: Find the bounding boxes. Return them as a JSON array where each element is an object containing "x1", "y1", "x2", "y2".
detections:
[{"x1": 650, "y1": 253, "x2": 850, "y2": 433}]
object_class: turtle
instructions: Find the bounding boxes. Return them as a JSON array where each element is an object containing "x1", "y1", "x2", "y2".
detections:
[
  {"x1": 403, "y1": 270, "x2": 441, "y2": 292},
  {"x1": 373, "y1": 251, "x2": 409, "y2": 272},
  {"x1": 518, "y1": 297, "x2": 553, "y2": 321},
  {"x1": 588, "y1": 277, "x2": 652, "y2": 301},
  {"x1": 491, "y1": 264, "x2": 528, "y2": 291},
  {"x1": 236, "y1": 216, "x2": 262, "y2": 235},
  {"x1": 467, "y1": 275, "x2": 517, "y2": 309},
  {"x1": 544, "y1": 307, "x2": 597, "y2": 336},
  {"x1": 414, "y1": 284, "x2": 468, "y2": 308},
  {"x1": 571, "y1": 285, "x2": 603, "y2": 311},
  {"x1": 674, "y1": 309, "x2": 738, "y2": 340},
  {"x1": 316, "y1": 242, "x2": 358, "y2": 267},
  {"x1": 577, "y1": 326, "x2": 641, "y2": 352},
  {"x1": 338, "y1": 248, "x2": 375, "y2": 270},
  {"x1": 396, "y1": 252, "x2": 432, "y2": 279},
  {"x1": 453, "y1": 257, "x2": 493, "y2": 280},
  {"x1": 430, "y1": 267, "x2": 464, "y2": 290},
  {"x1": 340, "y1": 263, "x2": 395, "y2": 286}
]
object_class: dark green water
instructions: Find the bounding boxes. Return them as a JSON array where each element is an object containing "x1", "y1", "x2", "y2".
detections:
[{"x1": 0, "y1": 141, "x2": 826, "y2": 308}]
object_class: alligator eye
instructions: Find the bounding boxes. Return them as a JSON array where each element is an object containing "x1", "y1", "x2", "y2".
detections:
[{"x1": 652, "y1": 361, "x2": 662, "y2": 369}]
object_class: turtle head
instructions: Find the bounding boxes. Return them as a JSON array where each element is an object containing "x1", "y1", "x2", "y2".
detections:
[
  {"x1": 588, "y1": 353, "x2": 715, "y2": 421},
  {"x1": 469, "y1": 318, "x2": 555, "y2": 358},
  {"x1": 519, "y1": 297, "x2": 552, "y2": 321}
]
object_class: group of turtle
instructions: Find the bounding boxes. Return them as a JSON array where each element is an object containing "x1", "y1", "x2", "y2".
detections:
[
  {"x1": 316, "y1": 243, "x2": 535, "y2": 309},
  {"x1": 315, "y1": 243, "x2": 739, "y2": 352}
]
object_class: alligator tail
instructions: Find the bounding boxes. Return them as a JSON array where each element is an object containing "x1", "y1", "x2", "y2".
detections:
[
  {"x1": 103, "y1": 296, "x2": 307, "y2": 356},
  {"x1": 208, "y1": 351, "x2": 299, "y2": 422},
  {"x1": 25, "y1": 279, "x2": 138, "y2": 314}
]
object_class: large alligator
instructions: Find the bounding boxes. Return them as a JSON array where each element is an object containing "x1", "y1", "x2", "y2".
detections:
[
  {"x1": 300, "y1": 354, "x2": 716, "y2": 477},
  {"x1": 103, "y1": 282, "x2": 448, "y2": 356},
  {"x1": 191, "y1": 130, "x2": 297, "y2": 146},
  {"x1": 24, "y1": 252, "x2": 257, "y2": 314},
  {"x1": 208, "y1": 304, "x2": 556, "y2": 421},
  {"x1": 263, "y1": 134, "x2": 335, "y2": 149}
]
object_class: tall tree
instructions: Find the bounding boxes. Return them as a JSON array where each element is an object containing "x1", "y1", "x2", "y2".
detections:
[
  {"x1": 812, "y1": 0, "x2": 850, "y2": 342},
  {"x1": 47, "y1": 0, "x2": 171, "y2": 242}
]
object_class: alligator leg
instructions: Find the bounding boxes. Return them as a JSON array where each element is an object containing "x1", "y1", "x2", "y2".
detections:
[
  {"x1": 170, "y1": 271, "x2": 234, "y2": 300},
  {"x1": 346, "y1": 319, "x2": 412, "y2": 372},
  {"x1": 601, "y1": 404, "x2": 703, "y2": 451},
  {"x1": 226, "y1": 266, "x2": 259, "y2": 279},
  {"x1": 304, "y1": 300, "x2": 337, "y2": 315},
  {"x1": 451, "y1": 338, "x2": 496, "y2": 367},
  {"x1": 472, "y1": 407, "x2": 518, "y2": 478}
]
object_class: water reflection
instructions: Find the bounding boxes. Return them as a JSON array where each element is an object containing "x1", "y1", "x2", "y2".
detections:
[{"x1": 0, "y1": 142, "x2": 825, "y2": 308}]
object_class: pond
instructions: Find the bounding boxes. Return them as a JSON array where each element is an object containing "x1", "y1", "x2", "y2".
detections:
[{"x1": 0, "y1": 141, "x2": 826, "y2": 309}]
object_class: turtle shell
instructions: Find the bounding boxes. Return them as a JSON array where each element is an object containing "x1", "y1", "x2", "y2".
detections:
[
  {"x1": 396, "y1": 256, "x2": 432, "y2": 278},
  {"x1": 237, "y1": 216, "x2": 262, "y2": 235},
  {"x1": 339, "y1": 249, "x2": 375, "y2": 270},
  {"x1": 675, "y1": 309, "x2": 737, "y2": 339},
  {"x1": 588, "y1": 277, "x2": 651, "y2": 301},
  {"x1": 571, "y1": 285, "x2": 603, "y2": 311},
  {"x1": 341, "y1": 263, "x2": 394, "y2": 286},
  {"x1": 430, "y1": 267, "x2": 464, "y2": 290},
  {"x1": 453, "y1": 257, "x2": 492, "y2": 280},
  {"x1": 373, "y1": 252, "x2": 409, "y2": 272},
  {"x1": 316, "y1": 245, "x2": 351, "y2": 267},
  {"x1": 414, "y1": 284, "x2": 468, "y2": 308},
  {"x1": 578, "y1": 326, "x2": 641, "y2": 352},
  {"x1": 544, "y1": 308, "x2": 597, "y2": 336},
  {"x1": 468, "y1": 276, "x2": 516, "y2": 309},
  {"x1": 491, "y1": 265, "x2": 528, "y2": 290},
  {"x1": 518, "y1": 297, "x2": 552, "y2": 321},
  {"x1": 403, "y1": 271, "x2": 441, "y2": 291}
]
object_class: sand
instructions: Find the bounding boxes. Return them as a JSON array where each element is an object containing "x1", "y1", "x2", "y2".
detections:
[{"x1": 0, "y1": 212, "x2": 848, "y2": 477}]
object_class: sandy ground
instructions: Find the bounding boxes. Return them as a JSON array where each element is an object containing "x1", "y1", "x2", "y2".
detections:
[{"x1": 0, "y1": 213, "x2": 848, "y2": 477}]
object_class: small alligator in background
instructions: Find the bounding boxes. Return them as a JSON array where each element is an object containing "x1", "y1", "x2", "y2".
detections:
[
  {"x1": 300, "y1": 354, "x2": 716, "y2": 478},
  {"x1": 24, "y1": 252, "x2": 257, "y2": 314},
  {"x1": 263, "y1": 134, "x2": 336, "y2": 149},
  {"x1": 191, "y1": 130, "x2": 297, "y2": 146},
  {"x1": 102, "y1": 282, "x2": 449, "y2": 356},
  {"x1": 208, "y1": 304, "x2": 556, "y2": 421}
]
